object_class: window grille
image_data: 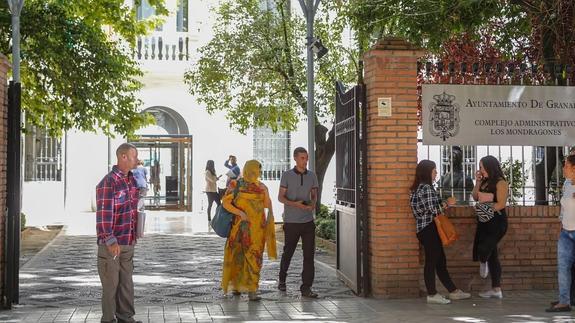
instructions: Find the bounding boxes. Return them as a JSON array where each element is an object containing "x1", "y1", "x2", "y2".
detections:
[
  {"x1": 253, "y1": 128, "x2": 290, "y2": 181},
  {"x1": 24, "y1": 126, "x2": 62, "y2": 182}
]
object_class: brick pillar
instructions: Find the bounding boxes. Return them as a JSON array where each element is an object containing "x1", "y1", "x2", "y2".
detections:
[
  {"x1": 0, "y1": 54, "x2": 9, "y2": 304},
  {"x1": 364, "y1": 38, "x2": 425, "y2": 298}
]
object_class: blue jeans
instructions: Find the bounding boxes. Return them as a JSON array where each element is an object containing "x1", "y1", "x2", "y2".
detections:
[{"x1": 558, "y1": 229, "x2": 575, "y2": 305}]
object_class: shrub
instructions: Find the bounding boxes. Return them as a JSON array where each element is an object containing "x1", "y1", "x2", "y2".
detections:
[
  {"x1": 315, "y1": 204, "x2": 335, "y2": 241},
  {"x1": 316, "y1": 204, "x2": 335, "y2": 220}
]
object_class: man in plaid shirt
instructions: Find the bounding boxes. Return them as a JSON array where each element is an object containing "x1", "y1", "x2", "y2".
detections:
[{"x1": 96, "y1": 143, "x2": 142, "y2": 323}]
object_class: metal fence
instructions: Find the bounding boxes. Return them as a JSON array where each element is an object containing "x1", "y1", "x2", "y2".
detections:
[
  {"x1": 417, "y1": 142, "x2": 571, "y2": 205},
  {"x1": 417, "y1": 61, "x2": 574, "y2": 206}
]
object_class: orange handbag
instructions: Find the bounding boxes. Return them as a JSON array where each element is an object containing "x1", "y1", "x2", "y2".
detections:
[{"x1": 434, "y1": 214, "x2": 458, "y2": 246}]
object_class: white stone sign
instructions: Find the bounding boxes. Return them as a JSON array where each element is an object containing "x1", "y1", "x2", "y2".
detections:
[{"x1": 422, "y1": 84, "x2": 575, "y2": 146}]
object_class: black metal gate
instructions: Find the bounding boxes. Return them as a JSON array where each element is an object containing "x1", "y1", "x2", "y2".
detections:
[{"x1": 335, "y1": 81, "x2": 369, "y2": 296}]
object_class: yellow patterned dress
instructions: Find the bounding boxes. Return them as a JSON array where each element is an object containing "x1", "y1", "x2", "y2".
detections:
[{"x1": 221, "y1": 162, "x2": 276, "y2": 294}]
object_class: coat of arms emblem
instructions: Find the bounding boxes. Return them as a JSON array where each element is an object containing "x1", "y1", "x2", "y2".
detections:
[{"x1": 429, "y1": 92, "x2": 460, "y2": 141}]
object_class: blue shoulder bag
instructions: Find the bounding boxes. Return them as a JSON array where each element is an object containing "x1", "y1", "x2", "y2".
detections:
[{"x1": 211, "y1": 180, "x2": 241, "y2": 238}]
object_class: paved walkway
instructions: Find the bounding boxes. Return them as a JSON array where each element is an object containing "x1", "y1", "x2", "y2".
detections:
[{"x1": 2, "y1": 212, "x2": 575, "y2": 322}]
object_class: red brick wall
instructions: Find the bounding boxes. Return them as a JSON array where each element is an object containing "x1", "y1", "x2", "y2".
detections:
[
  {"x1": 0, "y1": 55, "x2": 9, "y2": 303},
  {"x1": 364, "y1": 38, "x2": 425, "y2": 298},
  {"x1": 441, "y1": 206, "x2": 559, "y2": 294},
  {"x1": 364, "y1": 38, "x2": 559, "y2": 298}
]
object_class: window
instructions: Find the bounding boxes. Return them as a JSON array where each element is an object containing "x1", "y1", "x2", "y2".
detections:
[
  {"x1": 176, "y1": 0, "x2": 188, "y2": 32},
  {"x1": 24, "y1": 126, "x2": 62, "y2": 182},
  {"x1": 253, "y1": 128, "x2": 290, "y2": 181},
  {"x1": 136, "y1": 0, "x2": 162, "y2": 31}
]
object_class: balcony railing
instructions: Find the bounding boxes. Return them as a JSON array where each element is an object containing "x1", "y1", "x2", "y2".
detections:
[{"x1": 135, "y1": 35, "x2": 190, "y2": 61}]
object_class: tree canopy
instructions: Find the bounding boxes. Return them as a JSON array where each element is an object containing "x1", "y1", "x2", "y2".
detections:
[
  {"x1": 184, "y1": 0, "x2": 356, "y2": 134},
  {"x1": 343, "y1": 0, "x2": 574, "y2": 65},
  {"x1": 184, "y1": 0, "x2": 357, "y2": 205},
  {"x1": 0, "y1": 0, "x2": 167, "y2": 137}
]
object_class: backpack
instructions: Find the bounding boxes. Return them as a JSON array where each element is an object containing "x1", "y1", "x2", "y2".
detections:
[{"x1": 210, "y1": 180, "x2": 241, "y2": 237}]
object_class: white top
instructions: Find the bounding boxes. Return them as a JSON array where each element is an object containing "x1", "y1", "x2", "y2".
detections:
[
  {"x1": 205, "y1": 170, "x2": 218, "y2": 193},
  {"x1": 561, "y1": 179, "x2": 575, "y2": 230}
]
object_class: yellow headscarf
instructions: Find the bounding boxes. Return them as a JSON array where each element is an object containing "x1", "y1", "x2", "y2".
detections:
[{"x1": 242, "y1": 160, "x2": 261, "y2": 184}]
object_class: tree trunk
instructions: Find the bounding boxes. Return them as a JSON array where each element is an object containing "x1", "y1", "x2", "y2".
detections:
[
  {"x1": 534, "y1": 13, "x2": 561, "y2": 204},
  {"x1": 314, "y1": 123, "x2": 335, "y2": 211}
]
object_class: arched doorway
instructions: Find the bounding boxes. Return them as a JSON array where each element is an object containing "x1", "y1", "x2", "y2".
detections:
[{"x1": 131, "y1": 106, "x2": 192, "y2": 211}]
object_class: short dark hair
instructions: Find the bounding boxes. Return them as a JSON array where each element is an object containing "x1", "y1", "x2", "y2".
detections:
[
  {"x1": 116, "y1": 143, "x2": 137, "y2": 158},
  {"x1": 293, "y1": 147, "x2": 308, "y2": 158},
  {"x1": 566, "y1": 155, "x2": 575, "y2": 166}
]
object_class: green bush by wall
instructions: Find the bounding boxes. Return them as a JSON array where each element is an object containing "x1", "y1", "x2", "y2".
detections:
[{"x1": 315, "y1": 204, "x2": 335, "y2": 241}]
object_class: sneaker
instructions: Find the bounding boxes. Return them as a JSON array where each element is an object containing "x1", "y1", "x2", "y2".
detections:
[
  {"x1": 301, "y1": 290, "x2": 319, "y2": 298},
  {"x1": 478, "y1": 289, "x2": 503, "y2": 299},
  {"x1": 449, "y1": 289, "x2": 471, "y2": 300},
  {"x1": 480, "y1": 262, "x2": 489, "y2": 278},
  {"x1": 427, "y1": 294, "x2": 451, "y2": 304}
]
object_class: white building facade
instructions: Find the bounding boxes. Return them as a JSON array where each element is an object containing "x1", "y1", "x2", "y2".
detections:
[{"x1": 22, "y1": 0, "x2": 336, "y2": 226}]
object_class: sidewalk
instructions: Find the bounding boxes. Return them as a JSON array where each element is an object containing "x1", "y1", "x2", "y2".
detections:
[
  {"x1": 2, "y1": 212, "x2": 575, "y2": 322},
  {"x1": 3, "y1": 290, "x2": 575, "y2": 322}
]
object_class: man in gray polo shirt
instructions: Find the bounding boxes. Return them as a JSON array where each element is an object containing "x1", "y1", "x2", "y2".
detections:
[{"x1": 278, "y1": 147, "x2": 319, "y2": 298}]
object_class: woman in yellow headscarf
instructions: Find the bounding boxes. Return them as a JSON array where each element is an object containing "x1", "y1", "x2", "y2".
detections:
[{"x1": 221, "y1": 160, "x2": 277, "y2": 301}]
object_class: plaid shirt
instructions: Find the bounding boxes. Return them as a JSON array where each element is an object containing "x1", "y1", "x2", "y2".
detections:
[
  {"x1": 96, "y1": 166, "x2": 139, "y2": 246},
  {"x1": 410, "y1": 184, "x2": 444, "y2": 233}
]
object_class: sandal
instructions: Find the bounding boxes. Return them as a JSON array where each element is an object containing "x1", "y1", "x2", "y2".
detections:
[{"x1": 248, "y1": 292, "x2": 261, "y2": 301}]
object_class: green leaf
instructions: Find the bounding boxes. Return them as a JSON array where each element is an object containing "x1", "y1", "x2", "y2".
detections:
[{"x1": 0, "y1": 0, "x2": 167, "y2": 137}]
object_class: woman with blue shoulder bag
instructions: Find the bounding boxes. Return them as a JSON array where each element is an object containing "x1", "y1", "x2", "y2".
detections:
[{"x1": 221, "y1": 160, "x2": 276, "y2": 301}]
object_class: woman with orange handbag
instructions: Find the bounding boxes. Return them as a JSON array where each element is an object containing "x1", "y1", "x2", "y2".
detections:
[{"x1": 410, "y1": 160, "x2": 471, "y2": 304}]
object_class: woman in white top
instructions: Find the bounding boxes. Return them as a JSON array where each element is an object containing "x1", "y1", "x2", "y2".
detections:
[
  {"x1": 547, "y1": 154, "x2": 575, "y2": 312},
  {"x1": 205, "y1": 160, "x2": 221, "y2": 221}
]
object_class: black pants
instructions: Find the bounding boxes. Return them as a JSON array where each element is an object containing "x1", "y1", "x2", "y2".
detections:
[
  {"x1": 206, "y1": 192, "x2": 221, "y2": 221},
  {"x1": 473, "y1": 212, "x2": 507, "y2": 288},
  {"x1": 417, "y1": 222, "x2": 457, "y2": 295},
  {"x1": 279, "y1": 221, "x2": 315, "y2": 292}
]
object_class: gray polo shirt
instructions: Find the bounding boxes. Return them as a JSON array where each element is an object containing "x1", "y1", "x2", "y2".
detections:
[{"x1": 280, "y1": 167, "x2": 319, "y2": 223}]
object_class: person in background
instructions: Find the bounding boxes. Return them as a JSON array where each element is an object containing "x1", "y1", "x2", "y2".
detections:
[
  {"x1": 440, "y1": 146, "x2": 474, "y2": 204},
  {"x1": 224, "y1": 155, "x2": 241, "y2": 187},
  {"x1": 96, "y1": 143, "x2": 142, "y2": 323},
  {"x1": 410, "y1": 159, "x2": 471, "y2": 304},
  {"x1": 132, "y1": 160, "x2": 148, "y2": 238},
  {"x1": 221, "y1": 160, "x2": 276, "y2": 301},
  {"x1": 205, "y1": 160, "x2": 221, "y2": 221},
  {"x1": 472, "y1": 155, "x2": 509, "y2": 299}
]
